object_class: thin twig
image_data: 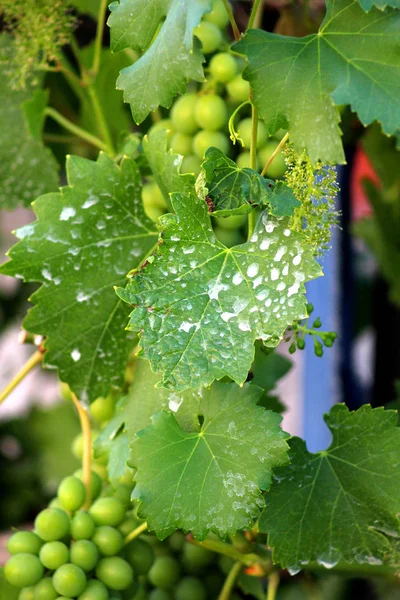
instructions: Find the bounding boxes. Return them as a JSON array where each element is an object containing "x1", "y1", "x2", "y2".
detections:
[
  {"x1": 261, "y1": 132, "x2": 289, "y2": 177},
  {"x1": 218, "y1": 561, "x2": 243, "y2": 600},
  {"x1": 91, "y1": 0, "x2": 108, "y2": 77},
  {"x1": 71, "y1": 393, "x2": 92, "y2": 509},
  {"x1": 44, "y1": 107, "x2": 108, "y2": 152},
  {"x1": 0, "y1": 350, "x2": 43, "y2": 406},
  {"x1": 248, "y1": 0, "x2": 263, "y2": 30},
  {"x1": 124, "y1": 522, "x2": 148, "y2": 545},
  {"x1": 221, "y1": 0, "x2": 241, "y2": 41},
  {"x1": 266, "y1": 571, "x2": 280, "y2": 600}
]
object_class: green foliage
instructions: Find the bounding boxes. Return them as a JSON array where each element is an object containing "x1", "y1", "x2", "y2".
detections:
[
  {"x1": 129, "y1": 382, "x2": 289, "y2": 539},
  {"x1": 260, "y1": 404, "x2": 400, "y2": 570},
  {"x1": 234, "y1": 0, "x2": 400, "y2": 163},
  {"x1": 0, "y1": 154, "x2": 157, "y2": 402}
]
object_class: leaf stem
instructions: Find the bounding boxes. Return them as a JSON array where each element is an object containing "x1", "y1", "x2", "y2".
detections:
[
  {"x1": 124, "y1": 522, "x2": 148, "y2": 545},
  {"x1": 266, "y1": 571, "x2": 280, "y2": 600},
  {"x1": 221, "y1": 0, "x2": 241, "y2": 41},
  {"x1": 44, "y1": 107, "x2": 108, "y2": 152},
  {"x1": 0, "y1": 350, "x2": 43, "y2": 406},
  {"x1": 247, "y1": 102, "x2": 259, "y2": 239},
  {"x1": 71, "y1": 393, "x2": 92, "y2": 509},
  {"x1": 218, "y1": 561, "x2": 243, "y2": 600},
  {"x1": 188, "y1": 537, "x2": 258, "y2": 566},
  {"x1": 261, "y1": 132, "x2": 289, "y2": 177},
  {"x1": 87, "y1": 86, "x2": 116, "y2": 156},
  {"x1": 91, "y1": 0, "x2": 108, "y2": 78},
  {"x1": 248, "y1": 0, "x2": 263, "y2": 30}
]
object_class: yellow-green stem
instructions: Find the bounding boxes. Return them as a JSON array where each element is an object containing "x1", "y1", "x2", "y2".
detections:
[
  {"x1": 71, "y1": 393, "x2": 92, "y2": 509},
  {"x1": 124, "y1": 522, "x2": 148, "y2": 545},
  {"x1": 261, "y1": 132, "x2": 289, "y2": 177},
  {"x1": 248, "y1": 0, "x2": 263, "y2": 30},
  {"x1": 91, "y1": 0, "x2": 108, "y2": 77},
  {"x1": 45, "y1": 107, "x2": 108, "y2": 152},
  {"x1": 218, "y1": 561, "x2": 243, "y2": 600},
  {"x1": 248, "y1": 103, "x2": 259, "y2": 240},
  {"x1": 0, "y1": 350, "x2": 43, "y2": 406},
  {"x1": 221, "y1": 0, "x2": 241, "y2": 41},
  {"x1": 87, "y1": 86, "x2": 116, "y2": 156},
  {"x1": 189, "y1": 537, "x2": 258, "y2": 566},
  {"x1": 266, "y1": 571, "x2": 280, "y2": 600}
]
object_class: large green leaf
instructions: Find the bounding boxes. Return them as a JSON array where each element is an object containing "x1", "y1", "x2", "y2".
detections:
[
  {"x1": 0, "y1": 154, "x2": 158, "y2": 403},
  {"x1": 234, "y1": 0, "x2": 400, "y2": 164},
  {"x1": 0, "y1": 37, "x2": 58, "y2": 209},
  {"x1": 117, "y1": 192, "x2": 321, "y2": 390},
  {"x1": 108, "y1": 0, "x2": 211, "y2": 123},
  {"x1": 129, "y1": 382, "x2": 289, "y2": 539},
  {"x1": 260, "y1": 404, "x2": 400, "y2": 570},
  {"x1": 359, "y1": 0, "x2": 400, "y2": 11}
]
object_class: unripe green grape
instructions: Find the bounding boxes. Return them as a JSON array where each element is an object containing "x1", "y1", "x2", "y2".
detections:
[
  {"x1": 204, "y1": 0, "x2": 230, "y2": 28},
  {"x1": 258, "y1": 142, "x2": 287, "y2": 179},
  {"x1": 182, "y1": 543, "x2": 214, "y2": 573},
  {"x1": 215, "y1": 214, "x2": 247, "y2": 231},
  {"x1": 5, "y1": 554, "x2": 44, "y2": 588},
  {"x1": 92, "y1": 526, "x2": 124, "y2": 556},
  {"x1": 297, "y1": 337, "x2": 305, "y2": 350},
  {"x1": 124, "y1": 539, "x2": 155, "y2": 575},
  {"x1": 96, "y1": 557, "x2": 134, "y2": 591},
  {"x1": 181, "y1": 154, "x2": 202, "y2": 176},
  {"x1": 77, "y1": 579, "x2": 108, "y2": 600},
  {"x1": 193, "y1": 130, "x2": 229, "y2": 158},
  {"x1": 175, "y1": 577, "x2": 207, "y2": 600},
  {"x1": 7, "y1": 531, "x2": 43, "y2": 556},
  {"x1": 48, "y1": 499, "x2": 63, "y2": 509},
  {"x1": 52, "y1": 564, "x2": 87, "y2": 597},
  {"x1": 148, "y1": 119, "x2": 175, "y2": 143},
  {"x1": 89, "y1": 498, "x2": 125, "y2": 527},
  {"x1": 74, "y1": 470, "x2": 103, "y2": 502},
  {"x1": 39, "y1": 542, "x2": 69, "y2": 570},
  {"x1": 312, "y1": 317, "x2": 322, "y2": 328},
  {"x1": 58, "y1": 476, "x2": 86, "y2": 512},
  {"x1": 70, "y1": 540, "x2": 99, "y2": 572},
  {"x1": 118, "y1": 517, "x2": 138, "y2": 537},
  {"x1": 35, "y1": 508, "x2": 70, "y2": 542},
  {"x1": 226, "y1": 75, "x2": 250, "y2": 103},
  {"x1": 236, "y1": 151, "x2": 259, "y2": 170},
  {"x1": 70, "y1": 511, "x2": 96, "y2": 541},
  {"x1": 193, "y1": 21, "x2": 222, "y2": 54},
  {"x1": 142, "y1": 182, "x2": 168, "y2": 211},
  {"x1": 19, "y1": 588, "x2": 35, "y2": 600},
  {"x1": 209, "y1": 52, "x2": 237, "y2": 83},
  {"x1": 306, "y1": 302, "x2": 314, "y2": 315},
  {"x1": 33, "y1": 578, "x2": 57, "y2": 600},
  {"x1": 72, "y1": 433, "x2": 84, "y2": 459},
  {"x1": 194, "y1": 95, "x2": 227, "y2": 131},
  {"x1": 112, "y1": 484, "x2": 133, "y2": 508},
  {"x1": 170, "y1": 133, "x2": 193, "y2": 156},
  {"x1": 323, "y1": 336, "x2": 334, "y2": 348},
  {"x1": 148, "y1": 556, "x2": 180, "y2": 589},
  {"x1": 171, "y1": 94, "x2": 198, "y2": 135},
  {"x1": 237, "y1": 118, "x2": 268, "y2": 149},
  {"x1": 90, "y1": 395, "x2": 116, "y2": 424},
  {"x1": 148, "y1": 590, "x2": 172, "y2": 600},
  {"x1": 289, "y1": 342, "x2": 296, "y2": 354},
  {"x1": 314, "y1": 341, "x2": 324, "y2": 357},
  {"x1": 167, "y1": 531, "x2": 185, "y2": 553}
]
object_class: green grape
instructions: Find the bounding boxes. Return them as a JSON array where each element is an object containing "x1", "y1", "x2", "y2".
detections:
[
  {"x1": 289, "y1": 342, "x2": 296, "y2": 354},
  {"x1": 182, "y1": 543, "x2": 214, "y2": 572},
  {"x1": 72, "y1": 433, "x2": 84, "y2": 459},
  {"x1": 193, "y1": 21, "x2": 222, "y2": 54},
  {"x1": 237, "y1": 118, "x2": 268, "y2": 149},
  {"x1": 58, "y1": 476, "x2": 86, "y2": 512},
  {"x1": 92, "y1": 526, "x2": 124, "y2": 556},
  {"x1": 48, "y1": 499, "x2": 63, "y2": 509},
  {"x1": 226, "y1": 75, "x2": 250, "y2": 103},
  {"x1": 74, "y1": 471, "x2": 103, "y2": 501},
  {"x1": 52, "y1": 564, "x2": 87, "y2": 597},
  {"x1": 297, "y1": 337, "x2": 305, "y2": 350},
  {"x1": 124, "y1": 539, "x2": 155, "y2": 575},
  {"x1": 170, "y1": 133, "x2": 193, "y2": 156},
  {"x1": 148, "y1": 556, "x2": 180, "y2": 590},
  {"x1": 194, "y1": 95, "x2": 227, "y2": 131},
  {"x1": 90, "y1": 395, "x2": 116, "y2": 424},
  {"x1": 193, "y1": 130, "x2": 229, "y2": 158},
  {"x1": 96, "y1": 557, "x2": 134, "y2": 591},
  {"x1": 215, "y1": 214, "x2": 247, "y2": 231},
  {"x1": 7, "y1": 531, "x2": 43, "y2": 555},
  {"x1": 70, "y1": 540, "x2": 99, "y2": 572},
  {"x1": 170, "y1": 94, "x2": 198, "y2": 135},
  {"x1": 148, "y1": 590, "x2": 172, "y2": 600},
  {"x1": 167, "y1": 531, "x2": 185, "y2": 553},
  {"x1": 204, "y1": 0, "x2": 230, "y2": 28},
  {"x1": 89, "y1": 498, "x2": 125, "y2": 527},
  {"x1": 5, "y1": 554, "x2": 44, "y2": 588},
  {"x1": 174, "y1": 577, "x2": 207, "y2": 600},
  {"x1": 39, "y1": 542, "x2": 69, "y2": 570},
  {"x1": 148, "y1": 119, "x2": 175, "y2": 143},
  {"x1": 180, "y1": 155, "x2": 202, "y2": 176},
  {"x1": 33, "y1": 578, "x2": 57, "y2": 600},
  {"x1": 236, "y1": 151, "x2": 259, "y2": 170},
  {"x1": 142, "y1": 182, "x2": 168, "y2": 211},
  {"x1": 118, "y1": 517, "x2": 138, "y2": 537},
  {"x1": 112, "y1": 484, "x2": 133, "y2": 508},
  {"x1": 258, "y1": 142, "x2": 287, "y2": 179},
  {"x1": 35, "y1": 508, "x2": 70, "y2": 542},
  {"x1": 18, "y1": 587, "x2": 35, "y2": 600},
  {"x1": 70, "y1": 511, "x2": 96, "y2": 541},
  {"x1": 77, "y1": 579, "x2": 108, "y2": 600},
  {"x1": 204, "y1": 572, "x2": 224, "y2": 595},
  {"x1": 209, "y1": 52, "x2": 237, "y2": 83}
]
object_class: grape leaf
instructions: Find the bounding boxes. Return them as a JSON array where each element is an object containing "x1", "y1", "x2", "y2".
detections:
[
  {"x1": 359, "y1": 0, "x2": 400, "y2": 11},
  {"x1": 143, "y1": 130, "x2": 196, "y2": 211},
  {"x1": 203, "y1": 147, "x2": 299, "y2": 217},
  {"x1": 234, "y1": 0, "x2": 400, "y2": 164},
  {"x1": 129, "y1": 381, "x2": 289, "y2": 539},
  {"x1": 0, "y1": 37, "x2": 58, "y2": 209},
  {"x1": 108, "y1": 0, "x2": 211, "y2": 123},
  {"x1": 259, "y1": 404, "x2": 400, "y2": 570},
  {"x1": 0, "y1": 154, "x2": 158, "y2": 403},
  {"x1": 117, "y1": 192, "x2": 321, "y2": 390}
]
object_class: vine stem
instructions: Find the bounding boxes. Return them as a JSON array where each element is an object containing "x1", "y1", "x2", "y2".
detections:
[
  {"x1": 248, "y1": 0, "x2": 263, "y2": 30},
  {"x1": 266, "y1": 571, "x2": 280, "y2": 600},
  {"x1": 91, "y1": 0, "x2": 108, "y2": 77},
  {"x1": 188, "y1": 536, "x2": 259, "y2": 566},
  {"x1": 247, "y1": 102, "x2": 259, "y2": 240},
  {"x1": 0, "y1": 350, "x2": 43, "y2": 406},
  {"x1": 261, "y1": 132, "x2": 289, "y2": 177},
  {"x1": 71, "y1": 393, "x2": 92, "y2": 509},
  {"x1": 87, "y1": 86, "x2": 116, "y2": 156},
  {"x1": 44, "y1": 107, "x2": 108, "y2": 152},
  {"x1": 218, "y1": 561, "x2": 243, "y2": 600},
  {"x1": 124, "y1": 522, "x2": 148, "y2": 545},
  {"x1": 221, "y1": 0, "x2": 241, "y2": 41}
]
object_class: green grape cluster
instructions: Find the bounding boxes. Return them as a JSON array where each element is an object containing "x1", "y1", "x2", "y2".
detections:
[{"x1": 286, "y1": 303, "x2": 338, "y2": 357}]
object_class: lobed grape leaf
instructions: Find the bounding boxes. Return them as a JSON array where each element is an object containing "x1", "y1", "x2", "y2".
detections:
[
  {"x1": 359, "y1": 0, "x2": 400, "y2": 11},
  {"x1": 0, "y1": 153, "x2": 158, "y2": 403},
  {"x1": 0, "y1": 36, "x2": 58, "y2": 209},
  {"x1": 259, "y1": 404, "x2": 400, "y2": 570},
  {"x1": 129, "y1": 381, "x2": 289, "y2": 539},
  {"x1": 202, "y1": 147, "x2": 299, "y2": 217},
  {"x1": 117, "y1": 192, "x2": 321, "y2": 391},
  {"x1": 234, "y1": 0, "x2": 400, "y2": 164},
  {"x1": 108, "y1": 0, "x2": 211, "y2": 123},
  {"x1": 143, "y1": 130, "x2": 196, "y2": 211}
]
